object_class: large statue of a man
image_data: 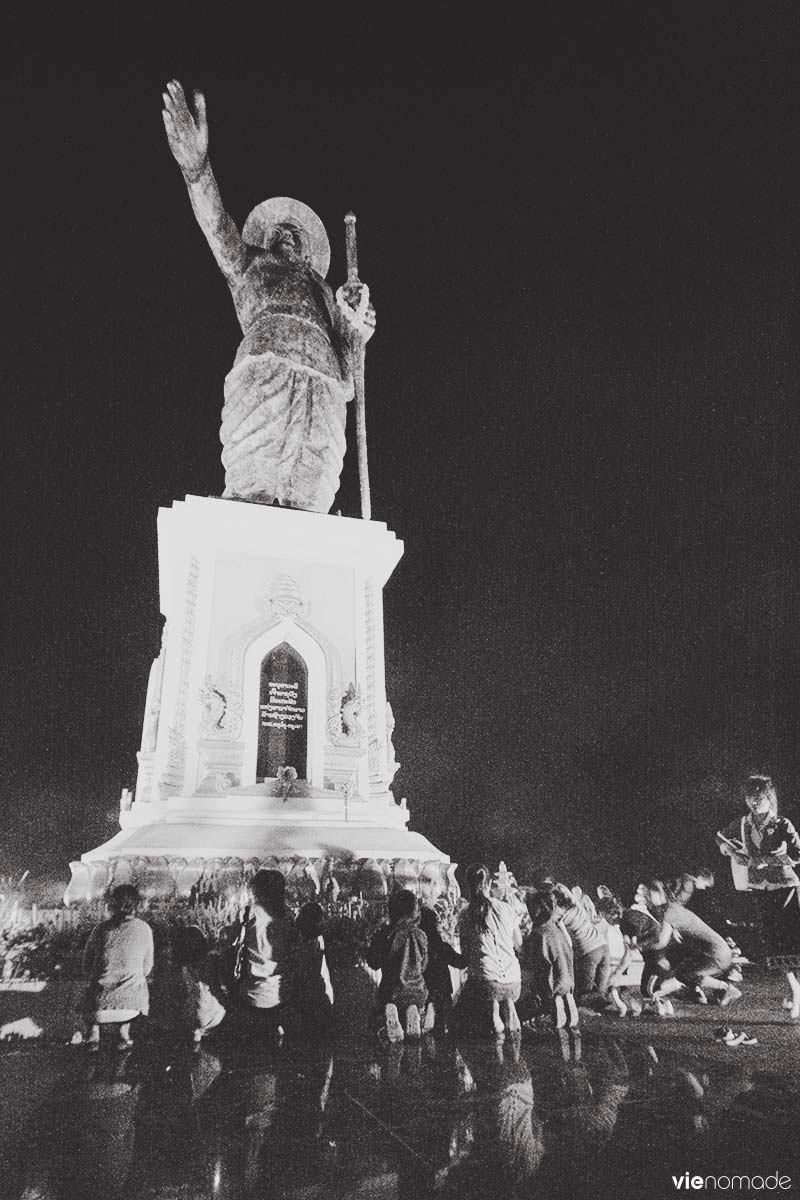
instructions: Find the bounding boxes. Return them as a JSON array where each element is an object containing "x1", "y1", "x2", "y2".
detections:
[{"x1": 162, "y1": 80, "x2": 374, "y2": 513}]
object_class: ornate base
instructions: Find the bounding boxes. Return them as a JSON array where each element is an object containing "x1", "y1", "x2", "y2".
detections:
[{"x1": 65, "y1": 847, "x2": 457, "y2": 905}]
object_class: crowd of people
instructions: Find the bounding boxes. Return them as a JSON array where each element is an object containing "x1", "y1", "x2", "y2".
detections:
[{"x1": 80, "y1": 775, "x2": 800, "y2": 1050}]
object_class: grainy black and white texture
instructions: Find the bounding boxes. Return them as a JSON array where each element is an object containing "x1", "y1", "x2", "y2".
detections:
[{"x1": 3, "y1": 7, "x2": 799, "y2": 894}]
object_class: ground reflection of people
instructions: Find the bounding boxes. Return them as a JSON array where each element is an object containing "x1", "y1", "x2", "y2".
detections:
[
  {"x1": 14, "y1": 1055, "x2": 141, "y2": 1200},
  {"x1": 439, "y1": 1036, "x2": 544, "y2": 1199}
]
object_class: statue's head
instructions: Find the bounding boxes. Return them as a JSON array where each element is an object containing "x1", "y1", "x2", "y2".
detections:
[
  {"x1": 243, "y1": 197, "x2": 331, "y2": 277},
  {"x1": 269, "y1": 222, "x2": 308, "y2": 262}
]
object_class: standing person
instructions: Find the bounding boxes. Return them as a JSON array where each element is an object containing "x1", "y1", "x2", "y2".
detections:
[
  {"x1": 458, "y1": 864, "x2": 522, "y2": 1036},
  {"x1": 552, "y1": 883, "x2": 611, "y2": 1004},
  {"x1": 717, "y1": 774, "x2": 800, "y2": 1019},
  {"x1": 642, "y1": 881, "x2": 738, "y2": 1006},
  {"x1": 232, "y1": 868, "x2": 297, "y2": 1038},
  {"x1": 83, "y1": 885, "x2": 154, "y2": 1050},
  {"x1": 366, "y1": 890, "x2": 429, "y2": 1041}
]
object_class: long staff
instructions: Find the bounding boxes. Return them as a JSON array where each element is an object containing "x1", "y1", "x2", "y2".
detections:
[{"x1": 344, "y1": 212, "x2": 371, "y2": 520}]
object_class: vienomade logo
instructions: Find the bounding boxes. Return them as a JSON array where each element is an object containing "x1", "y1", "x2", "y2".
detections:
[{"x1": 672, "y1": 1173, "x2": 792, "y2": 1191}]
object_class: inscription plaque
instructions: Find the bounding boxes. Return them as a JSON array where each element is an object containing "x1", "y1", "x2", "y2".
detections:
[{"x1": 256, "y1": 642, "x2": 308, "y2": 782}]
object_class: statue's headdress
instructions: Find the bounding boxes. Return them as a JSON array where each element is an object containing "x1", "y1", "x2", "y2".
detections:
[{"x1": 242, "y1": 196, "x2": 331, "y2": 277}]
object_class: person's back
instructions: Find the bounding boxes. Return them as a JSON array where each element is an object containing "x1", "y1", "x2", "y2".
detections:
[
  {"x1": 367, "y1": 890, "x2": 428, "y2": 1040},
  {"x1": 459, "y1": 896, "x2": 522, "y2": 989},
  {"x1": 243, "y1": 903, "x2": 295, "y2": 1008},
  {"x1": 82, "y1": 885, "x2": 153, "y2": 1049},
  {"x1": 86, "y1": 914, "x2": 154, "y2": 1010},
  {"x1": 663, "y1": 900, "x2": 731, "y2": 961},
  {"x1": 293, "y1": 902, "x2": 334, "y2": 1031}
]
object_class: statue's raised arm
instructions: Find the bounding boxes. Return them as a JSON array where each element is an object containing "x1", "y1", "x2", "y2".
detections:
[{"x1": 162, "y1": 80, "x2": 247, "y2": 283}]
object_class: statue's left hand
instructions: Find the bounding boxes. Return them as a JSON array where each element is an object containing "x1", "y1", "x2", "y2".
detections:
[
  {"x1": 336, "y1": 282, "x2": 376, "y2": 343},
  {"x1": 162, "y1": 79, "x2": 209, "y2": 183}
]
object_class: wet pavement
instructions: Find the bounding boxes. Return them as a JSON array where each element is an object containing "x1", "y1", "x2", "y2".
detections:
[{"x1": 1, "y1": 972, "x2": 799, "y2": 1199}]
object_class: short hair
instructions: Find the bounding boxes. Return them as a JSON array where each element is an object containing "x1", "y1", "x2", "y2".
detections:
[
  {"x1": 107, "y1": 884, "x2": 140, "y2": 916},
  {"x1": 388, "y1": 889, "x2": 418, "y2": 923},
  {"x1": 744, "y1": 774, "x2": 778, "y2": 813},
  {"x1": 595, "y1": 895, "x2": 624, "y2": 924},
  {"x1": 526, "y1": 889, "x2": 556, "y2": 927},
  {"x1": 551, "y1": 883, "x2": 576, "y2": 909},
  {"x1": 251, "y1": 869, "x2": 286, "y2": 912},
  {"x1": 172, "y1": 924, "x2": 207, "y2": 966},
  {"x1": 297, "y1": 901, "x2": 324, "y2": 939}
]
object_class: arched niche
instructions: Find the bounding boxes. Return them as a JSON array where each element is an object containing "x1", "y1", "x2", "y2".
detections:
[{"x1": 242, "y1": 618, "x2": 326, "y2": 787}]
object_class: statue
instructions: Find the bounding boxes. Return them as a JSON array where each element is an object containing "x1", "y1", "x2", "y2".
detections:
[
  {"x1": 340, "y1": 682, "x2": 364, "y2": 740},
  {"x1": 162, "y1": 80, "x2": 375, "y2": 513}
]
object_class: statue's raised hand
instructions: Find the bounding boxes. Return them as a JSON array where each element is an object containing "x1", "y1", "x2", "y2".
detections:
[{"x1": 162, "y1": 80, "x2": 208, "y2": 183}]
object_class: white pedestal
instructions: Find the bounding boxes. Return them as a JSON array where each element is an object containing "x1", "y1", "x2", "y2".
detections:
[{"x1": 67, "y1": 497, "x2": 452, "y2": 903}]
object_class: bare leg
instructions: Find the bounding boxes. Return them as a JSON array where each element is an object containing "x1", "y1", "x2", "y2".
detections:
[
  {"x1": 653, "y1": 976, "x2": 684, "y2": 999},
  {"x1": 117, "y1": 1022, "x2": 133, "y2": 1048},
  {"x1": 699, "y1": 976, "x2": 741, "y2": 1007},
  {"x1": 384, "y1": 1003, "x2": 404, "y2": 1043},
  {"x1": 787, "y1": 970, "x2": 800, "y2": 1019},
  {"x1": 491, "y1": 999, "x2": 505, "y2": 1036},
  {"x1": 405, "y1": 1004, "x2": 421, "y2": 1038},
  {"x1": 609, "y1": 986, "x2": 627, "y2": 1017},
  {"x1": 502, "y1": 997, "x2": 521, "y2": 1032},
  {"x1": 85, "y1": 1020, "x2": 100, "y2": 1050}
]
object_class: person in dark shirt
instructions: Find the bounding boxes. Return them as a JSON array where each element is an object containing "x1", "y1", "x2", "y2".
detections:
[
  {"x1": 366, "y1": 890, "x2": 428, "y2": 1042},
  {"x1": 418, "y1": 903, "x2": 466, "y2": 1035}
]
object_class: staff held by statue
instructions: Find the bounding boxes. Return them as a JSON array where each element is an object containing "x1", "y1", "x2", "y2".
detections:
[{"x1": 344, "y1": 211, "x2": 371, "y2": 521}]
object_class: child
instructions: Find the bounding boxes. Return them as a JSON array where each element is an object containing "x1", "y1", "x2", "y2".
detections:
[
  {"x1": 294, "y1": 901, "x2": 334, "y2": 1034},
  {"x1": 83, "y1": 884, "x2": 154, "y2": 1050},
  {"x1": 458, "y1": 864, "x2": 522, "y2": 1037},
  {"x1": 418, "y1": 902, "x2": 467, "y2": 1035},
  {"x1": 552, "y1": 882, "x2": 610, "y2": 1004},
  {"x1": 366, "y1": 890, "x2": 428, "y2": 1042},
  {"x1": 172, "y1": 924, "x2": 226, "y2": 1047},
  {"x1": 523, "y1": 889, "x2": 578, "y2": 1028},
  {"x1": 595, "y1": 894, "x2": 642, "y2": 1017}
]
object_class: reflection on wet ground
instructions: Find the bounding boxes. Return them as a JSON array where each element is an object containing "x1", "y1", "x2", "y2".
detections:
[{"x1": 2, "y1": 1017, "x2": 800, "y2": 1199}]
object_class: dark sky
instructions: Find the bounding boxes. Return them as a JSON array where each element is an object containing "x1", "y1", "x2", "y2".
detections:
[{"x1": 2, "y1": 7, "x2": 799, "y2": 893}]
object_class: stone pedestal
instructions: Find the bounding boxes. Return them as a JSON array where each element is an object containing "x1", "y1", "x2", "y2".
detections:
[{"x1": 67, "y1": 497, "x2": 452, "y2": 903}]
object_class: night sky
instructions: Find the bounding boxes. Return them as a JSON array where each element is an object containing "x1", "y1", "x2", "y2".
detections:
[{"x1": 3, "y1": 8, "x2": 799, "y2": 895}]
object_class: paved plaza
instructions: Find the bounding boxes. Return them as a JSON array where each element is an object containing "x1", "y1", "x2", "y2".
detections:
[{"x1": 1, "y1": 970, "x2": 799, "y2": 1199}]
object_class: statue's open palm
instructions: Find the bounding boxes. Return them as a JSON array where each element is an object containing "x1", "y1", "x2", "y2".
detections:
[{"x1": 162, "y1": 80, "x2": 208, "y2": 182}]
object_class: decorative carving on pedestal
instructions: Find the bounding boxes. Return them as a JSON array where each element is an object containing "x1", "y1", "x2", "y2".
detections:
[
  {"x1": 199, "y1": 676, "x2": 243, "y2": 739},
  {"x1": 326, "y1": 681, "x2": 366, "y2": 748},
  {"x1": 67, "y1": 850, "x2": 456, "y2": 906},
  {"x1": 265, "y1": 574, "x2": 309, "y2": 620},
  {"x1": 134, "y1": 750, "x2": 157, "y2": 807},
  {"x1": 223, "y1": 604, "x2": 344, "y2": 730},
  {"x1": 363, "y1": 579, "x2": 379, "y2": 773},
  {"x1": 165, "y1": 557, "x2": 200, "y2": 781}
]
